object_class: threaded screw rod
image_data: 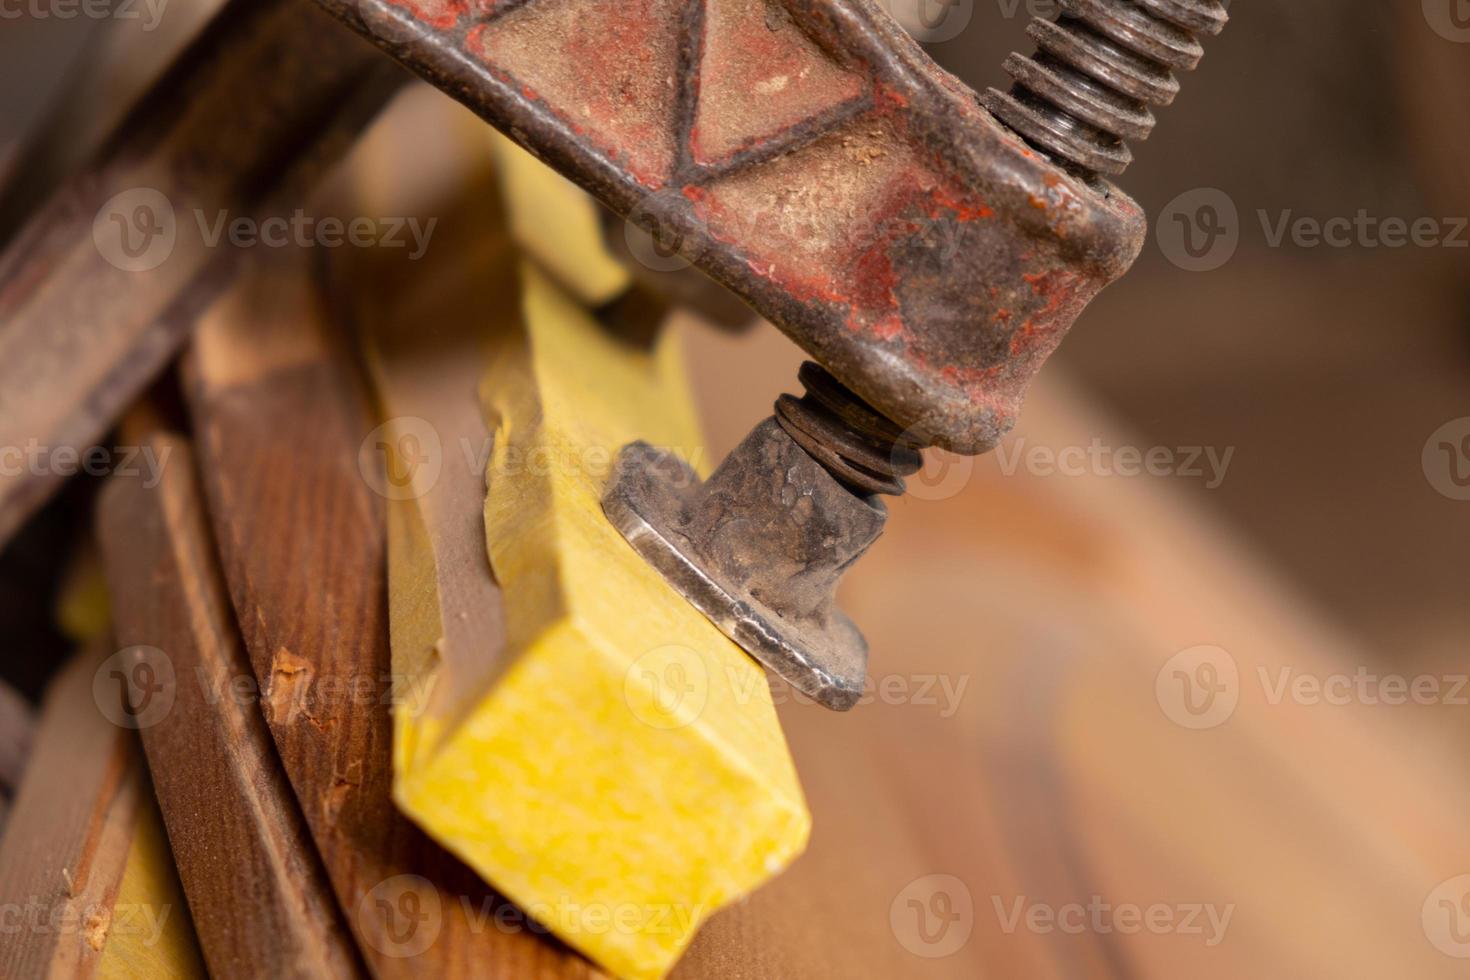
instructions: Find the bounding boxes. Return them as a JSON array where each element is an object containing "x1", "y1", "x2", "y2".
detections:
[
  {"x1": 985, "y1": 0, "x2": 1228, "y2": 178},
  {"x1": 775, "y1": 362, "x2": 923, "y2": 497}
]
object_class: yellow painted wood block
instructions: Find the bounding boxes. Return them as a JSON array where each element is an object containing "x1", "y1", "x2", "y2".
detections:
[
  {"x1": 43, "y1": 548, "x2": 202, "y2": 977},
  {"x1": 97, "y1": 792, "x2": 207, "y2": 980},
  {"x1": 488, "y1": 133, "x2": 631, "y2": 307},
  {"x1": 391, "y1": 261, "x2": 810, "y2": 980},
  {"x1": 0, "y1": 643, "x2": 205, "y2": 980}
]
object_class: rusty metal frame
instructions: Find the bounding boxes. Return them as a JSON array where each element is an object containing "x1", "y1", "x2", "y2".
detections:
[{"x1": 313, "y1": 0, "x2": 1147, "y2": 456}]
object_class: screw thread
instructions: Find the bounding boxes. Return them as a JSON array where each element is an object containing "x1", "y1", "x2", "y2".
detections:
[
  {"x1": 775, "y1": 362, "x2": 923, "y2": 497},
  {"x1": 985, "y1": 0, "x2": 1227, "y2": 177}
]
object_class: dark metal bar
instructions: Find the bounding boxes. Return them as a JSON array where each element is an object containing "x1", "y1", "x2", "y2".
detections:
[{"x1": 0, "y1": 0, "x2": 405, "y2": 550}]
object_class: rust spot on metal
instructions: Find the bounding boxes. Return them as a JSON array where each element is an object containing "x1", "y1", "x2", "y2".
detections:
[{"x1": 320, "y1": 0, "x2": 1150, "y2": 454}]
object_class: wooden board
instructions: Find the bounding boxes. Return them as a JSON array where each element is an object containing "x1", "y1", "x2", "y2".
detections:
[
  {"x1": 329, "y1": 96, "x2": 809, "y2": 980},
  {"x1": 0, "y1": 643, "x2": 204, "y2": 979},
  {"x1": 98, "y1": 433, "x2": 363, "y2": 979},
  {"x1": 0, "y1": 0, "x2": 397, "y2": 550},
  {"x1": 183, "y1": 245, "x2": 603, "y2": 978}
]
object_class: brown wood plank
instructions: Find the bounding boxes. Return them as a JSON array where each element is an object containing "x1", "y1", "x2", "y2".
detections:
[
  {"x1": 182, "y1": 246, "x2": 604, "y2": 978},
  {"x1": 0, "y1": 0, "x2": 399, "y2": 550},
  {"x1": 98, "y1": 433, "x2": 363, "y2": 979},
  {"x1": 0, "y1": 642, "x2": 204, "y2": 980}
]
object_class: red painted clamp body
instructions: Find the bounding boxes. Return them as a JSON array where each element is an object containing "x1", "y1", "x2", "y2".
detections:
[{"x1": 317, "y1": 0, "x2": 1148, "y2": 454}]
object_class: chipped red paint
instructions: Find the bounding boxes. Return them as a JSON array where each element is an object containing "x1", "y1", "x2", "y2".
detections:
[
  {"x1": 874, "y1": 83, "x2": 909, "y2": 110},
  {"x1": 929, "y1": 187, "x2": 995, "y2": 223},
  {"x1": 385, "y1": 0, "x2": 465, "y2": 29},
  {"x1": 692, "y1": 0, "x2": 865, "y2": 166},
  {"x1": 323, "y1": 0, "x2": 1149, "y2": 452}
]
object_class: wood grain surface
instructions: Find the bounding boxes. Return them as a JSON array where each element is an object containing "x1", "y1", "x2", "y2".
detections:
[
  {"x1": 98, "y1": 433, "x2": 363, "y2": 979},
  {"x1": 676, "y1": 320, "x2": 1470, "y2": 979},
  {"x1": 183, "y1": 245, "x2": 605, "y2": 979},
  {"x1": 0, "y1": 643, "x2": 205, "y2": 979}
]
